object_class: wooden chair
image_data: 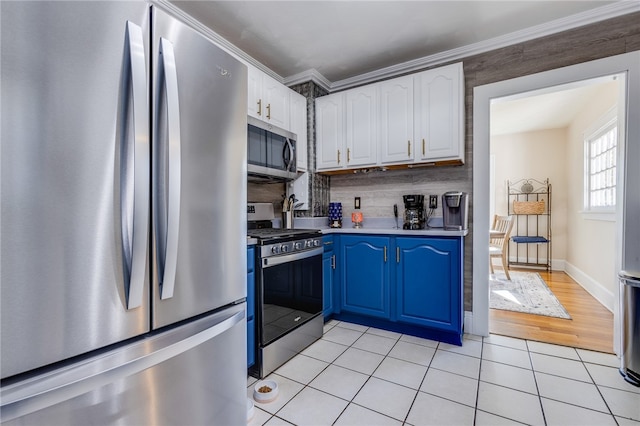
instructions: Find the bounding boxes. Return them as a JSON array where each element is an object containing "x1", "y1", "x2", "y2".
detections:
[{"x1": 489, "y1": 215, "x2": 514, "y2": 280}]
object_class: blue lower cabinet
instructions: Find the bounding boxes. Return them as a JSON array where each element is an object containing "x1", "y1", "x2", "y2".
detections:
[
  {"x1": 395, "y1": 237, "x2": 462, "y2": 334},
  {"x1": 322, "y1": 236, "x2": 336, "y2": 318},
  {"x1": 340, "y1": 235, "x2": 391, "y2": 319},
  {"x1": 247, "y1": 246, "x2": 255, "y2": 368}
]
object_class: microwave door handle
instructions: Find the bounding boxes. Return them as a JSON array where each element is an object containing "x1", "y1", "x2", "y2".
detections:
[
  {"x1": 120, "y1": 21, "x2": 149, "y2": 310},
  {"x1": 283, "y1": 138, "x2": 294, "y2": 171},
  {"x1": 154, "y1": 37, "x2": 182, "y2": 300}
]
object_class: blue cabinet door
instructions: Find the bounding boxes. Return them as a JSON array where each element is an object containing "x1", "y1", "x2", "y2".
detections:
[
  {"x1": 247, "y1": 247, "x2": 255, "y2": 368},
  {"x1": 323, "y1": 236, "x2": 335, "y2": 318},
  {"x1": 395, "y1": 237, "x2": 462, "y2": 333},
  {"x1": 341, "y1": 235, "x2": 391, "y2": 319}
]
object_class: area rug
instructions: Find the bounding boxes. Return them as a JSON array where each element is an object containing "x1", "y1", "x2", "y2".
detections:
[{"x1": 490, "y1": 271, "x2": 572, "y2": 319}]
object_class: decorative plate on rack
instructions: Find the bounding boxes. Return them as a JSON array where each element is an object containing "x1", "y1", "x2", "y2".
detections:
[{"x1": 520, "y1": 181, "x2": 534, "y2": 193}]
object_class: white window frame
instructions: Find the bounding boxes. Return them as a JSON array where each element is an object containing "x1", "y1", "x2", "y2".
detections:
[{"x1": 582, "y1": 106, "x2": 618, "y2": 221}]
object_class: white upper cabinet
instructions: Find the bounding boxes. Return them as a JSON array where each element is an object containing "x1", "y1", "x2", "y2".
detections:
[
  {"x1": 414, "y1": 63, "x2": 464, "y2": 163},
  {"x1": 379, "y1": 75, "x2": 415, "y2": 164},
  {"x1": 345, "y1": 85, "x2": 378, "y2": 167},
  {"x1": 290, "y1": 91, "x2": 308, "y2": 171},
  {"x1": 315, "y1": 62, "x2": 464, "y2": 173},
  {"x1": 316, "y1": 93, "x2": 344, "y2": 171},
  {"x1": 247, "y1": 65, "x2": 290, "y2": 129}
]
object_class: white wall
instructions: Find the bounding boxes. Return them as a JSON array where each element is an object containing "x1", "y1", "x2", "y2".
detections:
[
  {"x1": 491, "y1": 128, "x2": 568, "y2": 265},
  {"x1": 565, "y1": 82, "x2": 618, "y2": 310}
]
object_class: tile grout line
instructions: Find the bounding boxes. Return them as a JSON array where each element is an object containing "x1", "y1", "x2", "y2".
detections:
[
  {"x1": 401, "y1": 339, "x2": 438, "y2": 425},
  {"x1": 578, "y1": 351, "x2": 622, "y2": 423},
  {"x1": 526, "y1": 339, "x2": 548, "y2": 426},
  {"x1": 472, "y1": 337, "x2": 485, "y2": 426}
]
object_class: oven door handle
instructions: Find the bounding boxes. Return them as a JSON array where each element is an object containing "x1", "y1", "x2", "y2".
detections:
[{"x1": 262, "y1": 247, "x2": 323, "y2": 268}]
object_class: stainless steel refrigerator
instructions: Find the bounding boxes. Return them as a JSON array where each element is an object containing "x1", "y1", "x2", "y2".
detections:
[{"x1": 1, "y1": 2, "x2": 248, "y2": 424}]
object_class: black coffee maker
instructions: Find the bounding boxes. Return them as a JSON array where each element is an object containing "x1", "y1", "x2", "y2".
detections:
[{"x1": 402, "y1": 195, "x2": 425, "y2": 230}]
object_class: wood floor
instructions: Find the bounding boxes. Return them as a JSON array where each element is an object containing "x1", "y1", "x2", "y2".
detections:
[{"x1": 489, "y1": 268, "x2": 614, "y2": 354}]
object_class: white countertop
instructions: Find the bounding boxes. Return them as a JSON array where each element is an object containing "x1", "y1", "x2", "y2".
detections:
[
  {"x1": 319, "y1": 227, "x2": 468, "y2": 237},
  {"x1": 294, "y1": 216, "x2": 468, "y2": 237},
  {"x1": 247, "y1": 217, "x2": 468, "y2": 244}
]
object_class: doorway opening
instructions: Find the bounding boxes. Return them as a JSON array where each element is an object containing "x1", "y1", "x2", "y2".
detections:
[
  {"x1": 472, "y1": 51, "x2": 640, "y2": 358},
  {"x1": 487, "y1": 76, "x2": 621, "y2": 353}
]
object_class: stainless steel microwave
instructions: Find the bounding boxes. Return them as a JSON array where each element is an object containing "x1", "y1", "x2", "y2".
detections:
[{"x1": 247, "y1": 116, "x2": 297, "y2": 182}]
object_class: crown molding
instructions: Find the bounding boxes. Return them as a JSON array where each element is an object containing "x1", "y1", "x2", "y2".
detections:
[
  {"x1": 283, "y1": 69, "x2": 332, "y2": 92},
  {"x1": 155, "y1": 0, "x2": 638, "y2": 92}
]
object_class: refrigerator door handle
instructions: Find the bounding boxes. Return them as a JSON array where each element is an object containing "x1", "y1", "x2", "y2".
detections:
[
  {"x1": 120, "y1": 21, "x2": 149, "y2": 310},
  {"x1": 154, "y1": 37, "x2": 182, "y2": 300},
  {"x1": 0, "y1": 308, "x2": 245, "y2": 423}
]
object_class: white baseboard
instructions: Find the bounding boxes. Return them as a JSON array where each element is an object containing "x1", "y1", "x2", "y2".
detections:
[
  {"x1": 551, "y1": 259, "x2": 565, "y2": 271},
  {"x1": 564, "y1": 262, "x2": 615, "y2": 312},
  {"x1": 464, "y1": 310, "x2": 486, "y2": 337},
  {"x1": 506, "y1": 256, "x2": 565, "y2": 271}
]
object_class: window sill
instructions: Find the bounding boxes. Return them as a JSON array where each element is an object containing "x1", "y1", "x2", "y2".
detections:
[{"x1": 580, "y1": 210, "x2": 616, "y2": 222}]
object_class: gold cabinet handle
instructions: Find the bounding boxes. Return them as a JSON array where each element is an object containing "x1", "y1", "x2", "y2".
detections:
[
  {"x1": 331, "y1": 254, "x2": 336, "y2": 269},
  {"x1": 408, "y1": 140, "x2": 411, "y2": 157},
  {"x1": 396, "y1": 247, "x2": 400, "y2": 263},
  {"x1": 337, "y1": 149, "x2": 341, "y2": 164},
  {"x1": 384, "y1": 246, "x2": 387, "y2": 263},
  {"x1": 266, "y1": 103, "x2": 271, "y2": 120},
  {"x1": 347, "y1": 148, "x2": 351, "y2": 163},
  {"x1": 422, "y1": 138, "x2": 426, "y2": 156},
  {"x1": 257, "y1": 99, "x2": 262, "y2": 116}
]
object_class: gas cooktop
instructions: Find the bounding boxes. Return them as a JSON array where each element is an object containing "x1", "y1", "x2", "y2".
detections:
[{"x1": 247, "y1": 228, "x2": 322, "y2": 243}]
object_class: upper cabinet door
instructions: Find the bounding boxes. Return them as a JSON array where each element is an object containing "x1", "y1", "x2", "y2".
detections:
[
  {"x1": 415, "y1": 63, "x2": 464, "y2": 162},
  {"x1": 247, "y1": 65, "x2": 290, "y2": 130},
  {"x1": 316, "y1": 93, "x2": 344, "y2": 170},
  {"x1": 247, "y1": 66, "x2": 264, "y2": 120},
  {"x1": 290, "y1": 91, "x2": 307, "y2": 171},
  {"x1": 262, "y1": 74, "x2": 290, "y2": 129},
  {"x1": 345, "y1": 86, "x2": 378, "y2": 167},
  {"x1": 379, "y1": 75, "x2": 414, "y2": 164}
]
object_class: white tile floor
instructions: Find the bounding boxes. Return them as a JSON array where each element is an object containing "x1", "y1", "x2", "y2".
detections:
[{"x1": 247, "y1": 320, "x2": 640, "y2": 426}]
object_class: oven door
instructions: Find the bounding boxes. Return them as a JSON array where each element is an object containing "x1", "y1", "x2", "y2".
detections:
[{"x1": 259, "y1": 247, "x2": 323, "y2": 346}]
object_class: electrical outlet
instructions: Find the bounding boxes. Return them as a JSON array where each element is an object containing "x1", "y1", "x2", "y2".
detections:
[
  {"x1": 429, "y1": 195, "x2": 438, "y2": 209},
  {"x1": 354, "y1": 197, "x2": 361, "y2": 209}
]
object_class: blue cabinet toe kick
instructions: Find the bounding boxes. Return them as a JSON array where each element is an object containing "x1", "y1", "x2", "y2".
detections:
[{"x1": 332, "y1": 312, "x2": 463, "y2": 346}]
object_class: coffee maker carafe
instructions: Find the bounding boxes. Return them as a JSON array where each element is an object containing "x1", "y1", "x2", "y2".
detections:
[
  {"x1": 402, "y1": 195, "x2": 425, "y2": 230},
  {"x1": 442, "y1": 191, "x2": 469, "y2": 230}
]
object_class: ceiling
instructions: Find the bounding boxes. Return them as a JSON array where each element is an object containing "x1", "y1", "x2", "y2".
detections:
[
  {"x1": 170, "y1": 0, "x2": 627, "y2": 86},
  {"x1": 490, "y1": 77, "x2": 620, "y2": 136}
]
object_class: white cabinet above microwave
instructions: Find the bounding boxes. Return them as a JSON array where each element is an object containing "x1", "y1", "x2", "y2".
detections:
[{"x1": 248, "y1": 65, "x2": 290, "y2": 130}]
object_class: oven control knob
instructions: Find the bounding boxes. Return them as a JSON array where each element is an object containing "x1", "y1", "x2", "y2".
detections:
[
  {"x1": 305, "y1": 240, "x2": 312, "y2": 248},
  {"x1": 294, "y1": 242, "x2": 302, "y2": 250},
  {"x1": 271, "y1": 246, "x2": 280, "y2": 254},
  {"x1": 281, "y1": 244, "x2": 289, "y2": 253},
  {"x1": 313, "y1": 239, "x2": 320, "y2": 247}
]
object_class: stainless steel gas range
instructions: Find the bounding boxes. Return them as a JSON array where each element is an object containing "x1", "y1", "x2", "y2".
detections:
[{"x1": 247, "y1": 203, "x2": 324, "y2": 378}]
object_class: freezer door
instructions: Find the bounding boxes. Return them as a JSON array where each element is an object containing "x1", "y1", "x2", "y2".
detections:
[
  {"x1": 0, "y1": 304, "x2": 247, "y2": 425},
  {"x1": 151, "y1": 6, "x2": 248, "y2": 328},
  {"x1": 0, "y1": 2, "x2": 151, "y2": 378}
]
